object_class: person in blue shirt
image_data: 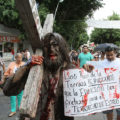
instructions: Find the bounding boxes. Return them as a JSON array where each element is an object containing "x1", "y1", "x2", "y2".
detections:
[{"x1": 78, "y1": 45, "x2": 93, "y2": 68}]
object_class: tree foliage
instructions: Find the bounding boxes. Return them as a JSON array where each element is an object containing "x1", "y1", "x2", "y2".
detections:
[
  {"x1": 37, "y1": 0, "x2": 103, "y2": 20},
  {"x1": 0, "y1": 0, "x2": 22, "y2": 29},
  {"x1": 37, "y1": 0, "x2": 103, "y2": 49},
  {"x1": 90, "y1": 13, "x2": 120, "y2": 46},
  {"x1": 0, "y1": 0, "x2": 25, "y2": 39},
  {"x1": 54, "y1": 21, "x2": 89, "y2": 49},
  {"x1": 0, "y1": 0, "x2": 103, "y2": 49}
]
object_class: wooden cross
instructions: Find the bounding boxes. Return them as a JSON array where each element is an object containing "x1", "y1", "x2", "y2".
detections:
[{"x1": 15, "y1": 0, "x2": 54, "y2": 118}]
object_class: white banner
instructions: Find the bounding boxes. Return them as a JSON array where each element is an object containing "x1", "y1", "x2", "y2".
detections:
[
  {"x1": 86, "y1": 20, "x2": 120, "y2": 29},
  {"x1": 63, "y1": 68, "x2": 120, "y2": 117}
]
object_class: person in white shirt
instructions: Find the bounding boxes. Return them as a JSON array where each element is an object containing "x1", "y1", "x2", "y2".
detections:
[
  {"x1": 84, "y1": 46, "x2": 120, "y2": 120},
  {"x1": 25, "y1": 49, "x2": 31, "y2": 60}
]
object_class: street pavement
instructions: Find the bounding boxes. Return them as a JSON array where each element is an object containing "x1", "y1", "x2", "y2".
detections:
[
  {"x1": 0, "y1": 90, "x2": 19, "y2": 120},
  {"x1": 0, "y1": 90, "x2": 117, "y2": 120}
]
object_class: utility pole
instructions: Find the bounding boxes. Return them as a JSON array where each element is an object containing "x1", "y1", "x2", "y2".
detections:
[{"x1": 54, "y1": 0, "x2": 64, "y2": 21}]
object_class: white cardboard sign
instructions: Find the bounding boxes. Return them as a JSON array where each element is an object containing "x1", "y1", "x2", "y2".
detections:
[{"x1": 63, "y1": 68, "x2": 120, "y2": 117}]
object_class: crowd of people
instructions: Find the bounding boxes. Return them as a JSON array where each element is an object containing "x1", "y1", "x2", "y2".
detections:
[
  {"x1": 0, "y1": 37, "x2": 120, "y2": 120},
  {"x1": 17, "y1": 49, "x2": 31, "y2": 62},
  {"x1": 69, "y1": 45, "x2": 120, "y2": 120},
  {"x1": 11, "y1": 48, "x2": 31, "y2": 62},
  {"x1": 0, "y1": 49, "x2": 31, "y2": 117},
  {"x1": 69, "y1": 45, "x2": 120, "y2": 68}
]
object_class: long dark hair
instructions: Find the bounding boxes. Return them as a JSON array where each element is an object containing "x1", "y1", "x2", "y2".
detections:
[{"x1": 42, "y1": 33, "x2": 70, "y2": 64}]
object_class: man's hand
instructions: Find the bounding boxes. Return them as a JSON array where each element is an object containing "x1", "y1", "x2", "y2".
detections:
[
  {"x1": 0, "y1": 75, "x2": 7, "y2": 85},
  {"x1": 83, "y1": 64, "x2": 94, "y2": 72},
  {"x1": 31, "y1": 55, "x2": 44, "y2": 65}
]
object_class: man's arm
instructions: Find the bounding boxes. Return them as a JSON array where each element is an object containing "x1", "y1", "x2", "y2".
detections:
[
  {"x1": 0, "y1": 63, "x2": 13, "y2": 85},
  {"x1": 83, "y1": 64, "x2": 94, "y2": 72},
  {"x1": 0, "y1": 73, "x2": 11, "y2": 85}
]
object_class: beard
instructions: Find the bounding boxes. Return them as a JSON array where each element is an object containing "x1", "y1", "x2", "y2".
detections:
[{"x1": 44, "y1": 54, "x2": 63, "y2": 73}]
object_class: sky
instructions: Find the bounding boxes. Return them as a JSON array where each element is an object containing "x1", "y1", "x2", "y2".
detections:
[{"x1": 87, "y1": 0, "x2": 120, "y2": 35}]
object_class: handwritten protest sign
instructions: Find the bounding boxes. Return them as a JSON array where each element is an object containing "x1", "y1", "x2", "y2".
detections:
[{"x1": 63, "y1": 68, "x2": 120, "y2": 117}]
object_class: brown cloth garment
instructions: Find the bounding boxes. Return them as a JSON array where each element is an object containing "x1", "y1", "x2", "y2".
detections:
[
  {"x1": 30, "y1": 63, "x2": 74, "y2": 120},
  {"x1": 3, "y1": 63, "x2": 74, "y2": 120}
]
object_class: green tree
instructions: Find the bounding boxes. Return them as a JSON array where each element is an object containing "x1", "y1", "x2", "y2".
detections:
[
  {"x1": 0, "y1": 0, "x2": 25, "y2": 39},
  {"x1": 0, "y1": 0, "x2": 103, "y2": 49},
  {"x1": 54, "y1": 20, "x2": 89, "y2": 50},
  {"x1": 37, "y1": 0, "x2": 103, "y2": 20},
  {"x1": 90, "y1": 13, "x2": 120, "y2": 46},
  {"x1": 37, "y1": 0, "x2": 103, "y2": 49},
  {"x1": 0, "y1": 0, "x2": 24, "y2": 29}
]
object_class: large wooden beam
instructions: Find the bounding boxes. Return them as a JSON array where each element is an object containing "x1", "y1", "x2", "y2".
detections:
[
  {"x1": 15, "y1": 0, "x2": 54, "y2": 118},
  {"x1": 20, "y1": 49, "x2": 43, "y2": 118},
  {"x1": 15, "y1": 0, "x2": 42, "y2": 49},
  {"x1": 19, "y1": 14, "x2": 53, "y2": 118},
  {"x1": 42, "y1": 14, "x2": 54, "y2": 36},
  {"x1": 15, "y1": 2, "x2": 43, "y2": 117}
]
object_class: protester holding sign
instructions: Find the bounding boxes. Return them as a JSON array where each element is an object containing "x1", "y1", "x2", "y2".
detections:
[
  {"x1": 63, "y1": 67, "x2": 120, "y2": 117},
  {"x1": 70, "y1": 50, "x2": 79, "y2": 67},
  {"x1": 84, "y1": 46, "x2": 120, "y2": 120},
  {"x1": 100, "y1": 51, "x2": 106, "y2": 61},
  {"x1": 78, "y1": 45, "x2": 93, "y2": 68}
]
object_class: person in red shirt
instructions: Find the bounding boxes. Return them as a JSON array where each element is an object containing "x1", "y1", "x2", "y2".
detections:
[{"x1": 11, "y1": 48, "x2": 15, "y2": 61}]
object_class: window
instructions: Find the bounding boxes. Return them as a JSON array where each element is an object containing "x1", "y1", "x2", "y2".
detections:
[{"x1": 4, "y1": 42, "x2": 13, "y2": 52}]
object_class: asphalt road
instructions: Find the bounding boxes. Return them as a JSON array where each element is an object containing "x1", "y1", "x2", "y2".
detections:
[
  {"x1": 0, "y1": 90, "x2": 118, "y2": 120},
  {"x1": 0, "y1": 90, "x2": 19, "y2": 120}
]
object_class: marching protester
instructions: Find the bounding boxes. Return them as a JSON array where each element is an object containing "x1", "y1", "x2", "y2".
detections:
[
  {"x1": 0, "y1": 53, "x2": 25, "y2": 117},
  {"x1": 70, "y1": 50, "x2": 79, "y2": 67},
  {"x1": 93, "y1": 53, "x2": 99, "y2": 61},
  {"x1": 84, "y1": 46, "x2": 120, "y2": 120},
  {"x1": 0, "y1": 58, "x2": 5, "y2": 88},
  {"x1": 20, "y1": 50, "x2": 27, "y2": 62},
  {"x1": 24, "y1": 49, "x2": 31, "y2": 61},
  {"x1": 89, "y1": 48, "x2": 94, "y2": 55},
  {"x1": 100, "y1": 51, "x2": 105, "y2": 61},
  {"x1": 116, "y1": 53, "x2": 120, "y2": 58},
  {"x1": 78, "y1": 45, "x2": 94, "y2": 68},
  {"x1": 69, "y1": 50, "x2": 74, "y2": 62}
]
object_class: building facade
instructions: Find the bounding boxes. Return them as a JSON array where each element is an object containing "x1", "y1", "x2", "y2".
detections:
[{"x1": 0, "y1": 24, "x2": 33, "y2": 59}]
